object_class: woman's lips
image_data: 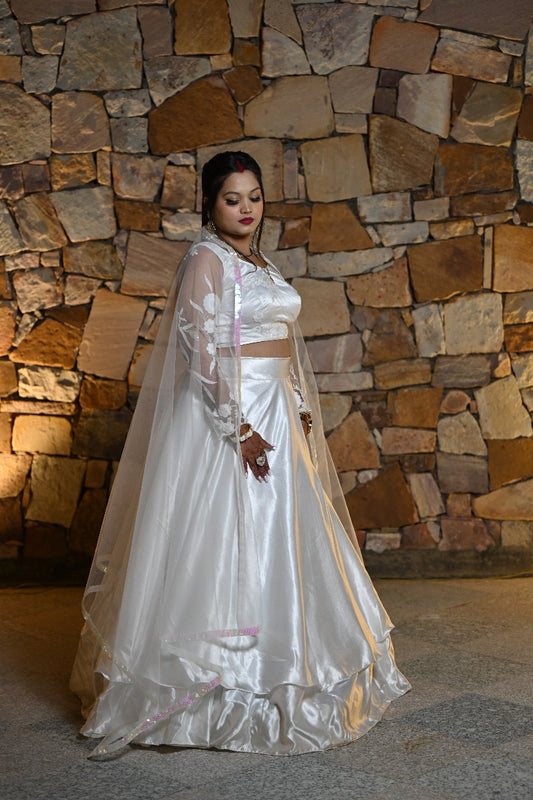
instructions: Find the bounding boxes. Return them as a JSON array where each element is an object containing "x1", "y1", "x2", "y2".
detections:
[{"x1": 239, "y1": 217, "x2": 254, "y2": 225}]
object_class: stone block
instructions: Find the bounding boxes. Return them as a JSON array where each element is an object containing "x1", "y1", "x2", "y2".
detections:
[
  {"x1": 63, "y1": 242, "x2": 122, "y2": 281},
  {"x1": 438, "y1": 411, "x2": 486, "y2": 456},
  {"x1": 308, "y1": 204, "x2": 373, "y2": 253},
  {"x1": 365, "y1": 532, "x2": 401, "y2": 554},
  {"x1": 369, "y1": 115, "x2": 438, "y2": 193},
  {"x1": 326, "y1": 411, "x2": 380, "y2": 472},
  {"x1": 357, "y1": 192, "x2": 411, "y2": 224},
  {"x1": 452, "y1": 84, "x2": 521, "y2": 148},
  {"x1": 451, "y1": 191, "x2": 517, "y2": 218},
  {"x1": 115, "y1": 200, "x2": 160, "y2": 232},
  {"x1": 474, "y1": 477, "x2": 533, "y2": 521},
  {"x1": 407, "y1": 235, "x2": 483, "y2": 303},
  {"x1": 437, "y1": 452, "x2": 489, "y2": 495},
  {"x1": 261, "y1": 26, "x2": 309, "y2": 78},
  {"x1": 26, "y1": 454, "x2": 85, "y2": 527},
  {"x1": 18, "y1": 366, "x2": 81, "y2": 402},
  {"x1": 433, "y1": 355, "x2": 491, "y2": 388},
  {"x1": 505, "y1": 324, "x2": 533, "y2": 353},
  {"x1": 301, "y1": 135, "x2": 370, "y2": 202},
  {"x1": 0, "y1": 84, "x2": 50, "y2": 165},
  {"x1": 51, "y1": 154, "x2": 96, "y2": 191},
  {"x1": 162, "y1": 212, "x2": 201, "y2": 241},
  {"x1": 446, "y1": 493, "x2": 472, "y2": 518},
  {"x1": 52, "y1": 92, "x2": 110, "y2": 154},
  {"x1": 487, "y1": 439, "x2": 533, "y2": 490},
  {"x1": 31, "y1": 22, "x2": 66, "y2": 55},
  {"x1": 268, "y1": 247, "x2": 306, "y2": 279},
  {"x1": 0, "y1": 453, "x2": 31, "y2": 497},
  {"x1": 308, "y1": 248, "x2": 393, "y2": 279},
  {"x1": 501, "y1": 521, "x2": 533, "y2": 548},
  {"x1": 494, "y1": 225, "x2": 533, "y2": 292},
  {"x1": 104, "y1": 89, "x2": 152, "y2": 118},
  {"x1": 291, "y1": 278, "x2": 350, "y2": 337},
  {"x1": 401, "y1": 522, "x2": 437, "y2": 549},
  {"x1": 390, "y1": 386, "x2": 442, "y2": 429},
  {"x1": 0, "y1": 304, "x2": 14, "y2": 356},
  {"x1": 435, "y1": 143, "x2": 514, "y2": 196},
  {"x1": 0, "y1": 202, "x2": 23, "y2": 256},
  {"x1": 412, "y1": 303, "x2": 445, "y2": 357},
  {"x1": 419, "y1": 0, "x2": 533, "y2": 40},
  {"x1": 0, "y1": 361, "x2": 17, "y2": 397},
  {"x1": 444, "y1": 293, "x2": 503, "y2": 355},
  {"x1": 381, "y1": 427, "x2": 436, "y2": 455},
  {"x1": 72, "y1": 409, "x2": 132, "y2": 460},
  {"x1": 369, "y1": 16, "x2": 438, "y2": 73},
  {"x1": 0, "y1": 56, "x2": 21, "y2": 83},
  {"x1": 504, "y1": 292, "x2": 533, "y2": 325},
  {"x1": 11, "y1": 1, "x2": 95, "y2": 23},
  {"x1": 85, "y1": 459, "x2": 108, "y2": 489},
  {"x1": 329, "y1": 66, "x2": 378, "y2": 115},
  {"x1": 149, "y1": 77, "x2": 242, "y2": 154},
  {"x1": 0, "y1": 166, "x2": 24, "y2": 202},
  {"x1": 362, "y1": 309, "x2": 417, "y2": 366},
  {"x1": 50, "y1": 186, "x2": 116, "y2": 243},
  {"x1": 57, "y1": 8, "x2": 142, "y2": 91},
  {"x1": 439, "y1": 517, "x2": 495, "y2": 552},
  {"x1": 511, "y1": 353, "x2": 533, "y2": 387},
  {"x1": 346, "y1": 462, "x2": 419, "y2": 529},
  {"x1": 13, "y1": 194, "x2": 67, "y2": 252},
  {"x1": 80, "y1": 376, "x2": 127, "y2": 410},
  {"x1": 264, "y1": 0, "x2": 301, "y2": 44},
  {"x1": 174, "y1": 0, "x2": 231, "y2": 54},
  {"x1": 297, "y1": 3, "x2": 373, "y2": 74},
  {"x1": 280, "y1": 218, "x2": 310, "y2": 249},
  {"x1": 245, "y1": 75, "x2": 333, "y2": 140},
  {"x1": 375, "y1": 222, "x2": 428, "y2": 248},
  {"x1": 10, "y1": 319, "x2": 82, "y2": 369},
  {"x1": 128, "y1": 343, "x2": 152, "y2": 388},
  {"x1": 110, "y1": 118, "x2": 148, "y2": 154},
  {"x1": 407, "y1": 472, "x2": 445, "y2": 518},
  {"x1": 12, "y1": 269, "x2": 62, "y2": 314},
  {"x1": 144, "y1": 55, "x2": 211, "y2": 106},
  {"x1": 12, "y1": 415, "x2": 71, "y2": 455},
  {"x1": 306, "y1": 333, "x2": 362, "y2": 373},
  {"x1": 374, "y1": 358, "x2": 431, "y2": 390},
  {"x1": 22, "y1": 162, "x2": 50, "y2": 194},
  {"x1": 319, "y1": 393, "x2": 352, "y2": 434},
  {"x1": 69, "y1": 488, "x2": 108, "y2": 556},
  {"x1": 432, "y1": 39, "x2": 510, "y2": 83},
  {"x1": 161, "y1": 165, "x2": 196, "y2": 211},
  {"x1": 138, "y1": 5, "x2": 173, "y2": 58},
  {"x1": 398, "y1": 73, "x2": 452, "y2": 138},
  {"x1": 414, "y1": 198, "x2": 449, "y2": 222},
  {"x1": 122, "y1": 232, "x2": 185, "y2": 296},
  {"x1": 475, "y1": 376, "x2": 532, "y2": 439},
  {"x1": 315, "y1": 372, "x2": 372, "y2": 392},
  {"x1": 77, "y1": 289, "x2": 147, "y2": 381}
]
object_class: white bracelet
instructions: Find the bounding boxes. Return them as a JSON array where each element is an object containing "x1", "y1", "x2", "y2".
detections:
[{"x1": 239, "y1": 423, "x2": 254, "y2": 443}]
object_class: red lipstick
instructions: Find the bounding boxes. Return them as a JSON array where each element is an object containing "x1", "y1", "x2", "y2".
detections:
[{"x1": 239, "y1": 217, "x2": 254, "y2": 225}]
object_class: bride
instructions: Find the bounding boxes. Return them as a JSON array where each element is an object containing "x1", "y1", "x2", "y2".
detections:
[{"x1": 70, "y1": 150, "x2": 410, "y2": 757}]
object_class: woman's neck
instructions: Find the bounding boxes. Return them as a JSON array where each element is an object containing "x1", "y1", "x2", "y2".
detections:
[{"x1": 215, "y1": 232, "x2": 253, "y2": 256}]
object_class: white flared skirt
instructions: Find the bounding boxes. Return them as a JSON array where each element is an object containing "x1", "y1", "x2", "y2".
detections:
[{"x1": 73, "y1": 357, "x2": 409, "y2": 756}]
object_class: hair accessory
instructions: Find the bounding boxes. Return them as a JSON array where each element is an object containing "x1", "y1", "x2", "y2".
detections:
[{"x1": 236, "y1": 158, "x2": 245, "y2": 173}]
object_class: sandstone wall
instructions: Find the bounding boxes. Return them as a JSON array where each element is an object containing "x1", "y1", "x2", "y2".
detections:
[{"x1": 1, "y1": 0, "x2": 533, "y2": 578}]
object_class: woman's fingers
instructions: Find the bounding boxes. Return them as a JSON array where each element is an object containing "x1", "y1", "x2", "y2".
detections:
[{"x1": 241, "y1": 432, "x2": 274, "y2": 482}]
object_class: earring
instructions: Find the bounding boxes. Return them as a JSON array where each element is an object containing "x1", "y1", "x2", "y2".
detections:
[{"x1": 207, "y1": 216, "x2": 217, "y2": 233}]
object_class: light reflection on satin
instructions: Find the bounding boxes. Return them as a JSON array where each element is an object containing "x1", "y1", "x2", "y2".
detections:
[{"x1": 77, "y1": 357, "x2": 409, "y2": 756}]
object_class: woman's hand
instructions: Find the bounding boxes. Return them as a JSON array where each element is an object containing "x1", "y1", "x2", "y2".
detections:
[
  {"x1": 301, "y1": 418, "x2": 311, "y2": 438},
  {"x1": 240, "y1": 430, "x2": 274, "y2": 482}
]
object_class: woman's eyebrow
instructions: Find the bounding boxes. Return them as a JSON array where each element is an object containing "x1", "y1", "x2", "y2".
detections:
[{"x1": 222, "y1": 186, "x2": 261, "y2": 196}]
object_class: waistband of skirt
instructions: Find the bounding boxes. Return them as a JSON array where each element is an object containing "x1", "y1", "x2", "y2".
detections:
[{"x1": 240, "y1": 356, "x2": 290, "y2": 380}]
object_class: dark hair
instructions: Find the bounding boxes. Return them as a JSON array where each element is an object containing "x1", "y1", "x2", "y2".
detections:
[{"x1": 201, "y1": 151, "x2": 265, "y2": 253}]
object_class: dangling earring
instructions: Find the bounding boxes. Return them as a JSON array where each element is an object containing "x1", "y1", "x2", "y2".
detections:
[{"x1": 207, "y1": 215, "x2": 217, "y2": 234}]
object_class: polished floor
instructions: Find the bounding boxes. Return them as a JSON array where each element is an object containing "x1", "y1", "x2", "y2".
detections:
[{"x1": 1, "y1": 577, "x2": 532, "y2": 800}]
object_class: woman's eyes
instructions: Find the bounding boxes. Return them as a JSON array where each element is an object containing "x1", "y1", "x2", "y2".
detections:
[{"x1": 225, "y1": 196, "x2": 262, "y2": 206}]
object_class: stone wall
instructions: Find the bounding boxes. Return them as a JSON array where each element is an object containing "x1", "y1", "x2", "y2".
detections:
[{"x1": 1, "y1": 0, "x2": 533, "y2": 579}]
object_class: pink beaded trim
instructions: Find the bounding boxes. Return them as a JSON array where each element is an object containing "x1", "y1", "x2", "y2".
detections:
[
  {"x1": 92, "y1": 675, "x2": 222, "y2": 757},
  {"x1": 164, "y1": 624, "x2": 260, "y2": 644}
]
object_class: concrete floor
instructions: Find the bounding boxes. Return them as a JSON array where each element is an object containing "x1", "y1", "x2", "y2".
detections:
[{"x1": 1, "y1": 578, "x2": 532, "y2": 800}]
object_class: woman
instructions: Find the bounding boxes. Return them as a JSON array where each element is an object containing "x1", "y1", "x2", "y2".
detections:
[{"x1": 71, "y1": 151, "x2": 409, "y2": 758}]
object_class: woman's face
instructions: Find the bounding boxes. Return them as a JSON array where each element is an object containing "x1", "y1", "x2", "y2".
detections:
[{"x1": 211, "y1": 170, "x2": 263, "y2": 242}]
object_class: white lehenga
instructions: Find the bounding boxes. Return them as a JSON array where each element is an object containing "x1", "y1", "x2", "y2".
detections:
[{"x1": 70, "y1": 230, "x2": 410, "y2": 757}]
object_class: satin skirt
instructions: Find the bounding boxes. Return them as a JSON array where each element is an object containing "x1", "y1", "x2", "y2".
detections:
[{"x1": 75, "y1": 357, "x2": 409, "y2": 756}]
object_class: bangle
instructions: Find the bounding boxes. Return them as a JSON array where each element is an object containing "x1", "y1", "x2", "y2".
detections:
[
  {"x1": 239, "y1": 423, "x2": 254, "y2": 442},
  {"x1": 299, "y1": 410, "x2": 312, "y2": 429}
]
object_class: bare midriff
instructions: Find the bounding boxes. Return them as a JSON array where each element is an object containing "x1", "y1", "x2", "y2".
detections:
[{"x1": 241, "y1": 339, "x2": 290, "y2": 358}]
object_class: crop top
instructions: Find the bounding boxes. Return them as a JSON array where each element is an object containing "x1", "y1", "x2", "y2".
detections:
[{"x1": 238, "y1": 257, "x2": 301, "y2": 345}]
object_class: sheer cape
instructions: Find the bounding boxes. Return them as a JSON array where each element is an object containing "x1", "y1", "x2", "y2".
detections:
[{"x1": 71, "y1": 228, "x2": 363, "y2": 756}]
